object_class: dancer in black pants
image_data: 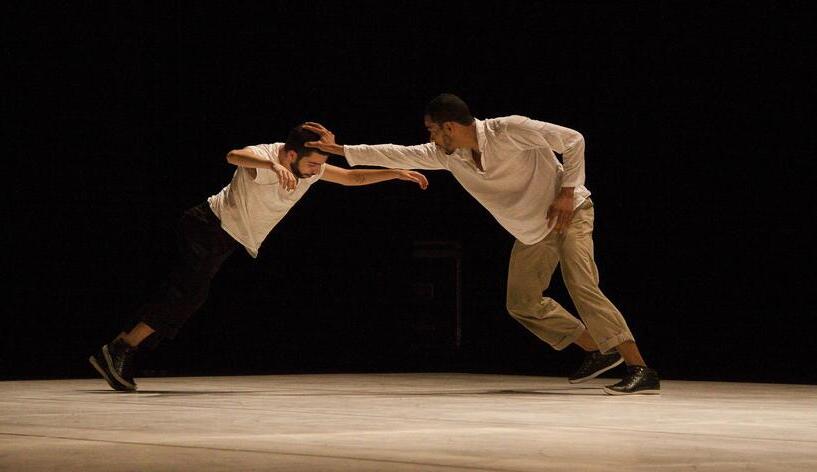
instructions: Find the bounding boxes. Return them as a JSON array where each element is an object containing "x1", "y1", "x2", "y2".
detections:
[{"x1": 89, "y1": 124, "x2": 428, "y2": 391}]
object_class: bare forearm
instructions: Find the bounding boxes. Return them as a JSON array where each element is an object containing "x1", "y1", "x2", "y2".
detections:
[
  {"x1": 226, "y1": 149, "x2": 274, "y2": 169},
  {"x1": 345, "y1": 169, "x2": 402, "y2": 186},
  {"x1": 317, "y1": 143, "x2": 345, "y2": 156}
]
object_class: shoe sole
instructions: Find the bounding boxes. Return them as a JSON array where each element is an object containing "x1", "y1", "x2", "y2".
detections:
[
  {"x1": 569, "y1": 356, "x2": 625, "y2": 384},
  {"x1": 88, "y1": 355, "x2": 130, "y2": 392},
  {"x1": 603, "y1": 387, "x2": 661, "y2": 396}
]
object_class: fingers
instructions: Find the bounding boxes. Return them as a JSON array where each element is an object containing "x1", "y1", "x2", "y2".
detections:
[
  {"x1": 303, "y1": 122, "x2": 333, "y2": 138},
  {"x1": 302, "y1": 124, "x2": 323, "y2": 135},
  {"x1": 279, "y1": 177, "x2": 292, "y2": 191},
  {"x1": 548, "y1": 204, "x2": 570, "y2": 233},
  {"x1": 399, "y1": 171, "x2": 428, "y2": 190},
  {"x1": 276, "y1": 169, "x2": 296, "y2": 191},
  {"x1": 414, "y1": 172, "x2": 429, "y2": 190},
  {"x1": 555, "y1": 211, "x2": 573, "y2": 233},
  {"x1": 303, "y1": 121, "x2": 327, "y2": 132},
  {"x1": 412, "y1": 175, "x2": 428, "y2": 190}
]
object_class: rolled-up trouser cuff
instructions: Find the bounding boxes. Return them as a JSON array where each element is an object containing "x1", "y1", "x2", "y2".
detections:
[
  {"x1": 552, "y1": 324, "x2": 588, "y2": 351},
  {"x1": 596, "y1": 332, "x2": 635, "y2": 355}
]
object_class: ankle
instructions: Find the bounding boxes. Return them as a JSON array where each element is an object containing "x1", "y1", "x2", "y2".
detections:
[{"x1": 113, "y1": 337, "x2": 138, "y2": 350}]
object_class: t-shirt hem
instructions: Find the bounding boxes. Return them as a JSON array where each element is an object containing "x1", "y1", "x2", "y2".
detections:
[
  {"x1": 207, "y1": 201, "x2": 260, "y2": 259},
  {"x1": 218, "y1": 224, "x2": 260, "y2": 258}
]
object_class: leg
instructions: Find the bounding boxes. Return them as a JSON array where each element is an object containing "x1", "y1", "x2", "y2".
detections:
[
  {"x1": 615, "y1": 341, "x2": 646, "y2": 367},
  {"x1": 506, "y1": 234, "x2": 587, "y2": 351},
  {"x1": 137, "y1": 202, "x2": 238, "y2": 340},
  {"x1": 118, "y1": 322, "x2": 156, "y2": 348},
  {"x1": 90, "y1": 202, "x2": 238, "y2": 391},
  {"x1": 559, "y1": 199, "x2": 643, "y2": 362},
  {"x1": 558, "y1": 199, "x2": 659, "y2": 394},
  {"x1": 574, "y1": 330, "x2": 600, "y2": 352}
]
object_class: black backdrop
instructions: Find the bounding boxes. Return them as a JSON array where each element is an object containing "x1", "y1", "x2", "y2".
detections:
[{"x1": 4, "y1": 2, "x2": 815, "y2": 383}]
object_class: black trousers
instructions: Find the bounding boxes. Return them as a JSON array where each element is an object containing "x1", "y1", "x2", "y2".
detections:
[{"x1": 132, "y1": 202, "x2": 239, "y2": 340}]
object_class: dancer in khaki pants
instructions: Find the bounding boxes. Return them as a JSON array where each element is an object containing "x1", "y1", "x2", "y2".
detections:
[
  {"x1": 305, "y1": 94, "x2": 660, "y2": 395},
  {"x1": 507, "y1": 198, "x2": 634, "y2": 354}
]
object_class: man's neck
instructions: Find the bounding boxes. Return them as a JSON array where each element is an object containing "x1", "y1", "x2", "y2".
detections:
[{"x1": 465, "y1": 122, "x2": 479, "y2": 152}]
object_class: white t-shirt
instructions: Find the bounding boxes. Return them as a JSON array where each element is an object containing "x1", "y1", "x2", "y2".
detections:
[
  {"x1": 345, "y1": 116, "x2": 591, "y2": 245},
  {"x1": 208, "y1": 143, "x2": 326, "y2": 258}
]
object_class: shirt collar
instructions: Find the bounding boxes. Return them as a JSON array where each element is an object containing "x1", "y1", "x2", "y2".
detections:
[
  {"x1": 452, "y1": 118, "x2": 486, "y2": 158},
  {"x1": 474, "y1": 118, "x2": 487, "y2": 154}
]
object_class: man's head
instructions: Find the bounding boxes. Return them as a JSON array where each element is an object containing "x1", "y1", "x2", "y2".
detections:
[
  {"x1": 424, "y1": 93, "x2": 475, "y2": 154},
  {"x1": 283, "y1": 124, "x2": 330, "y2": 178}
]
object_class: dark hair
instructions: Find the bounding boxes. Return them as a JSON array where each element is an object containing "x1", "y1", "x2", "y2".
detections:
[
  {"x1": 425, "y1": 93, "x2": 474, "y2": 126},
  {"x1": 284, "y1": 124, "x2": 329, "y2": 157}
]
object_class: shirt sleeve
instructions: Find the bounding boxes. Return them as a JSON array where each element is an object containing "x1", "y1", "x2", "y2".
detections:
[
  {"x1": 344, "y1": 143, "x2": 448, "y2": 171},
  {"x1": 246, "y1": 143, "x2": 280, "y2": 185},
  {"x1": 500, "y1": 115, "x2": 586, "y2": 188},
  {"x1": 313, "y1": 162, "x2": 327, "y2": 180}
]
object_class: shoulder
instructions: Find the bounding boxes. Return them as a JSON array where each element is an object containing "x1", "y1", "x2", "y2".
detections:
[
  {"x1": 483, "y1": 115, "x2": 536, "y2": 139},
  {"x1": 487, "y1": 115, "x2": 534, "y2": 130},
  {"x1": 246, "y1": 142, "x2": 284, "y2": 160}
]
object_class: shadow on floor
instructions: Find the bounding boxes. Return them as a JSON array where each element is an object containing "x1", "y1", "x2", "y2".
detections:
[{"x1": 76, "y1": 386, "x2": 606, "y2": 397}]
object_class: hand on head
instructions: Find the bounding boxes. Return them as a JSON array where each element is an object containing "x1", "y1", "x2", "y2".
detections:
[{"x1": 303, "y1": 122, "x2": 336, "y2": 153}]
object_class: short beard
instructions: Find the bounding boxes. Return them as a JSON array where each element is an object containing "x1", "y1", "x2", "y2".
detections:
[{"x1": 290, "y1": 155, "x2": 307, "y2": 179}]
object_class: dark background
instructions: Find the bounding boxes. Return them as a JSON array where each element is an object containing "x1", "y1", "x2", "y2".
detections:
[{"x1": 4, "y1": 2, "x2": 815, "y2": 383}]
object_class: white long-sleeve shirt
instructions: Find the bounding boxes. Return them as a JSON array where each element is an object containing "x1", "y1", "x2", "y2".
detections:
[{"x1": 345, "y1": 115, "x2": 591, "y2": 245}]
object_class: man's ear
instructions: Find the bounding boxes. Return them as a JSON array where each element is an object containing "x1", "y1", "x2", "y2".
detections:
[
  {"x1": 443, "y1": 122, "x2": 456, "y2": 134},
  {"x1": 281, "y1": 149, "x2": 298, "y2": 163}
]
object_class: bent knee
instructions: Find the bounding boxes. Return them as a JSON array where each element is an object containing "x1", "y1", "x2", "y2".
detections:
[{"x1": 506, "y1": 293, "x2": 543, "y2": 316}]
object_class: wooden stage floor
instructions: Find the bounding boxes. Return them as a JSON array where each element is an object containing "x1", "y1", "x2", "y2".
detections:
[{"x1": 2, "y1": 373, "x2": 815, "y2": 471}]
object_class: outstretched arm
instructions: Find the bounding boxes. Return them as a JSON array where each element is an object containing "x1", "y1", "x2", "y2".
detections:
[
  {"x1": 303, "y1": 122, "x2": 447, "y2": 171},
  {"x1": 320, "y1": 164, "x2": 428, "y2": 189}
]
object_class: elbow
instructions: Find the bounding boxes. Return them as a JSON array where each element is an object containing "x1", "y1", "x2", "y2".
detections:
[
  {"x1": 567, "y1": 133, "x2": 585, "y2": 153},
  {"x1": 225, "y1": 150, "x2": 238, "y2": 164}
]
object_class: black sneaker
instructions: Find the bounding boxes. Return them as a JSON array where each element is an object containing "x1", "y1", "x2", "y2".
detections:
[
  {"x1": 568, "y1": 350, "x2": 624, "y2": 384},
  {"x1": 88, "y1": 339, "x2": 138, "y2": 392},
  {"x1": 603, "y1": 365, "x2": 660, "y2": 395}
]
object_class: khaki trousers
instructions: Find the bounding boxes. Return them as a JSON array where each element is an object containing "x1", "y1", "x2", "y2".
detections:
[{"x1": 506, "y1": 199, "x2": 634, "y2": 354}]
